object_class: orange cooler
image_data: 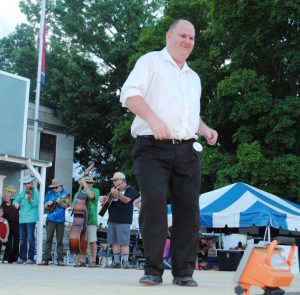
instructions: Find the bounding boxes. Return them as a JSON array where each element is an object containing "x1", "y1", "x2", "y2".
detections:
[{"x1": 234, "y1": 237, "x2": 295, "y2": 295}]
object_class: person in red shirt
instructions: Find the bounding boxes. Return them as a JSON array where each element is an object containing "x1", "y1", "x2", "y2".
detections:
[
  {"x1": 0, "y1": 206, "x2": 11, "y2": 263},
  {"x1": 1, "y1": 189, "x2": 19, "y2": 263}
]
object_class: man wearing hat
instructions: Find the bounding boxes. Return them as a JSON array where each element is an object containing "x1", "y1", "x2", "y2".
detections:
[
  {"x1": 101, "y1": 172, "x2": 138, "y2": 269},
  {"x1": 13, "y1": 175, "x2": 39, "y2": 264},
  {"x1": 38, "y1": 178, "x2": 70, "y2": 266},
  {"x1": 72, "y1": 176, "x2": 100, "y2": 267}
]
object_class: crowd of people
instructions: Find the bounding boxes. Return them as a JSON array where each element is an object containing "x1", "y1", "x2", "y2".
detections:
[{"x1": 0, "y1": 170, "x2": 139, "y2": 269}]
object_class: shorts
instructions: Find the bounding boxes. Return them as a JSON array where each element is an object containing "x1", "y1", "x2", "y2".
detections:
[
  {"x1": 107, "y1": 222, "x2": 131, "y2": 245},
  {"x1": 87, "y1": 225, "x2": 97, "y2": 243}
]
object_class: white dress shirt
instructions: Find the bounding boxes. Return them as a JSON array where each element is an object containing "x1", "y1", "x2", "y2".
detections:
[{"x1": 120, "y1": 47, "x2": 202, "y2": 140}]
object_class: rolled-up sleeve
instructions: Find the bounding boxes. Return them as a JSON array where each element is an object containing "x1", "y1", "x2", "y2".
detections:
[{"x1": 120, "y1": 54, "x2": 151, "y2": 107}]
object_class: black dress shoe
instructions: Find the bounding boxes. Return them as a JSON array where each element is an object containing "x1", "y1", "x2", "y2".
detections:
[
  {"x1": 173, "y1": 276, "x2": 198, "y2": 287},
  {"x1": 139, "y1": 274, "x2": 163, "y2": 285}
]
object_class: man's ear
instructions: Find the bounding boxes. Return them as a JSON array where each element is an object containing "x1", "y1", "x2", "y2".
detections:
[{"x1": 166, "y1": 31, "x2": 171, "y2": 41}]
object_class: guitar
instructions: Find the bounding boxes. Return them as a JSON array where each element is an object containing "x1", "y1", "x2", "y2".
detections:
[{"x1": 47, "y1": 195, "x2": 69, "y2": 213}]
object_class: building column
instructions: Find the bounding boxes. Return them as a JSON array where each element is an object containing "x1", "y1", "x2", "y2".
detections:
[{"x1": 0, "y1": 175, "x2": 7, "y2": 203}]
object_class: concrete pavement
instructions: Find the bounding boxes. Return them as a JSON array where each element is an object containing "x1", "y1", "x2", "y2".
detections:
[{"x1": 1, "y1": 264, "x2": 299, "y2": 295}]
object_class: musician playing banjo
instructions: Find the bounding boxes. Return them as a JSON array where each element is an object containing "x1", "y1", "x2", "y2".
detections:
[
  {"x1": 100, "y1": 172, "x2": 139, "y2": 269},
  {"x1": 38, "y1": 178, "x2": 70, "y2": 266}
]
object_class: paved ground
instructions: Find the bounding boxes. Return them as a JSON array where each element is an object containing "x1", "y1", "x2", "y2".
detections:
[{"x1": 1, "y1": 264, "x2": 299, "y2": 295}]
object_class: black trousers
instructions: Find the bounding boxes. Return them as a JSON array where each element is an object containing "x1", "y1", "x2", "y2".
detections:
[
  {"x1": 7, "y1": 221, "x2": 19, "y2": 262},
  {"x1": 133, "y1": 137, "x2": 201, "y2": 277},
  {"x1": 0, "y1": 240, "x2": 12, "y2": 262}
]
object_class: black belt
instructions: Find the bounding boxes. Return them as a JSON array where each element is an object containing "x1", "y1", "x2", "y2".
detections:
[{"x1": 137, "y1": 135, "x2": 195, "y2": 144}]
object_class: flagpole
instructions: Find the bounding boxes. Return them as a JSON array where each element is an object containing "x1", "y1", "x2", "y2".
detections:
[{"x1": 33, "y1": 0, "x2": 46, "y2": 159}]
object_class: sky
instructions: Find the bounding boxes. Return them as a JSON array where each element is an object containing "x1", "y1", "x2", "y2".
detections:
[{"x1": 0, "y1": 0, "x2": 28, "y2": 38}]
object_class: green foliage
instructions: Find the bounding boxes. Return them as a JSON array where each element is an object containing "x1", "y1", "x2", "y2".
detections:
[
  {"x1": 1, "y1": 0, "x2": 299, "y2": 202},
  {"x1": 0, "y1": 24, "x2": 38, "y2": 98}
]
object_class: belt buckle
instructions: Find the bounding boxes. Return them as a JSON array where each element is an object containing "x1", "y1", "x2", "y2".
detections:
[{"x1": 172, "y1": 138, "x2": 182, "y2": 144}]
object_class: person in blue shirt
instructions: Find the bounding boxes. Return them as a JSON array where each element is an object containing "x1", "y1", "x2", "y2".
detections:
[{"x1": 38, "y1": 178, "x2": 70, "y2": 266}]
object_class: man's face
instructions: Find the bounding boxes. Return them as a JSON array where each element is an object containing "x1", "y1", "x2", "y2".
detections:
[
  {"x1": 113, "y1": 179, "x2": 125, "y2": 189},
  {"x1": 24, "y1": 182, "x2": 33, "y2": 189},
  {"x1": 53, "y1": 185, "x2": 62, "y2": 193},
  {"x1": 166, "y1": 21, "x2": 195, "y2": 66}
]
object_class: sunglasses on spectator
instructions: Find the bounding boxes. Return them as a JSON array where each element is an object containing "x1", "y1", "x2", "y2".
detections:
[
  {"x1": 53, "y1": 186, "x2": 60, "y2": 189},
  {"x1": 24, "y1": 182, "x2": 31, "y2": 185}
]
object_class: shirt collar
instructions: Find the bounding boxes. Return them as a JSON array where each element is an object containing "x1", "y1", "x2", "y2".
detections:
[{"x1": 161, "y1": 47, "x2": 191, "y2": 72}]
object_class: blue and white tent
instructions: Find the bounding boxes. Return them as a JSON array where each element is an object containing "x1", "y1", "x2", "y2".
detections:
[{"x1": 200, "y1": 182, "x2": 300, "y2": 231}]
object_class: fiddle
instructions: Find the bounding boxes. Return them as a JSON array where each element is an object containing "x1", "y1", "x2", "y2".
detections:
[{"x1": 25, "y1": 187, "x2": 34, "y2": 203}]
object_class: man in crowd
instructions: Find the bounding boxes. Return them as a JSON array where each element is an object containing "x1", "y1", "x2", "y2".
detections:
[
  {"x1": 38, "y1": 178, "x2": 70, "y2": 266},
  {"x1": 101, "y1": 172, "x2": 138, "y2": 269},
  {"x1": 13, "y1": 175, "x2": 39, "y2": 264},
  {"x1": 72, "y1": 176, "x2": 100, "y2": 267}
]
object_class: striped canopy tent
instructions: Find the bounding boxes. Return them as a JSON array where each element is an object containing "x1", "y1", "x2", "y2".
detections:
[{"x1": 200, "y1": 182, "x2": 300, "y2": 231}]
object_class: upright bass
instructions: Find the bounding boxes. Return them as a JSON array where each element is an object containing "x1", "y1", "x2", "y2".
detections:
[{"x1": 69, "y1": 161, "x2": 94, "y2": 254}]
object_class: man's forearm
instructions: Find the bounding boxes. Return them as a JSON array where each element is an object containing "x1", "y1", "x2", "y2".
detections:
[{"x1": 125, "y1": 95, "x2": 158, "y2": 124}]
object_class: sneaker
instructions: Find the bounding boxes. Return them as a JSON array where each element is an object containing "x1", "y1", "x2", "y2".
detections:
[
  {"x1": 16, "y1": 259, "x2": 25, "y2": 264},
  {"x1": 26, "y1": 259, "x2": 35, "y2": 265},
  {"x1": 57, "y1": 261, "x2": 65, "y2": 266},
  {"x1": 38, "y1": 261, "x2": 49, "y2": 266},
  {"x1": 87, "y1": 261, "x2": 97, "y2": 268},
  {"x1": 122, "y1": 261, "x2": 130, "y2": 269},
  {"x1": 2, "y1": 260, "x2": 9, "y2": 264},
  {"x1": 105, "y1": 261, "x2": 121, "y2": 268},
  {"x1": 74, "y1": 262, "x2": 86, "y2": 267}
]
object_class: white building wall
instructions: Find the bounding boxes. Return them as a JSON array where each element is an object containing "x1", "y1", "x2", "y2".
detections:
[{"x1": 55, "y1": 133, "x2": 74, "y2": 194}]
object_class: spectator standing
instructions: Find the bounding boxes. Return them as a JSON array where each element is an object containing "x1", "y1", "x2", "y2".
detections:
[
  {"x1": 1, "y1": 188, "x2": 19, "y2": 263},
  {"x1": 0, "y1": 206, "x2": 11, "y2": 263}
]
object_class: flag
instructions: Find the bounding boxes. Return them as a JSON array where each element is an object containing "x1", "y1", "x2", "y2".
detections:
[
  {"x1": 41, "y1": 18, "x2": 46, "y2": 86},
  {"x1": 38, "y1": 17, "x2": 46, "y2": 86}
]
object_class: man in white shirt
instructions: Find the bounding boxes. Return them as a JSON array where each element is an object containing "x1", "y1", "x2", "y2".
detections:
[{"x1": 120, "y1": 19, "x2": 218, "y2": 286}]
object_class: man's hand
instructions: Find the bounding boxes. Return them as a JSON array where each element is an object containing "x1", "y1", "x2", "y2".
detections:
[
  {"x1": 14, "y1": 202, "x2": 20, "y2": 209},
  {"x1": 148, "y1": 116, "x2": 171, "y2": 140},
  {"x1": 204, "y1": 128, "x2": 218, "y2": 146},
  {"x1": 197, "y1": 120, "x2": 218, "y2": 146},
  {"x1": 100, "y1": 195, "x2": 108, "y2": 205},
  {"x1": 111, "y1": 188, "x2": 120, "y2": 198}
]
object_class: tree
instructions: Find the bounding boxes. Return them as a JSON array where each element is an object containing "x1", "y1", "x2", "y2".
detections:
[
  {"x1": 11, "y1": 0, "x2": 165, "y2": 189},
  {"x1": 2, "y1": 0, "x2": 299, "y2": 200},
  {"x1": 204, "y1": 0, "x2": 300, "y2": 200},
  {"x1": 0, "y1": 24, "x2": 38, "y2": 98}
]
